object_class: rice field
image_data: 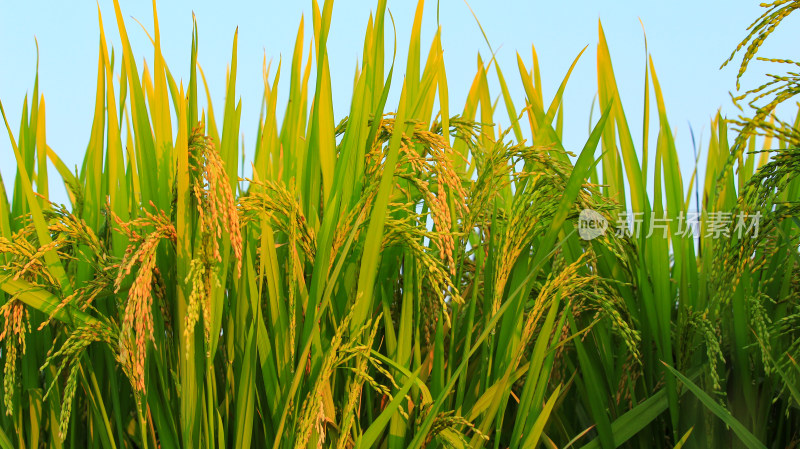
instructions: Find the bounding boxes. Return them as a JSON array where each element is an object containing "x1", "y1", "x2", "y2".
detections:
[{"x1": 0, "y1": 1, "x2": 798, "y2": 448}]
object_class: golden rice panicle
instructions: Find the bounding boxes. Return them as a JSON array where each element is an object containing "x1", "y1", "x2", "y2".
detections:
[
  {"x1": 0, "y1": 300, "x2": 30, "y2": 415},
  {"x1": 294, "y1": 312, "x2": 353, "y2": 449},
  {"x1": 57, "y1": 359, "x2": 80, "y2": 439},
  {"x1": 428, "y1": 190, "x2": 456, "y2": 276},
  {"x1": 119, "y1": 235, "x2": 158, "y2": 393},
  {"x1": 184, "y1": 253, "x2": 218, "y2": 358},
  {"x1": 313, "y1": 395, "x2": 328, "y2": 449},
  {"x1": 13, "y1": 238, "x2": 61, "y2": 283},
  {"x1": 40, "y1": 322, "x2": 116, "y2": 439},
  {"x1": 189, "y1": 123, "x2": 243, "y2": 277},
  {"x1": 113, "y1": 206, "x2": 176, "y2": 394},
  {"x1": 0, "y1": 232, "x2": 61, "y2": 289}
]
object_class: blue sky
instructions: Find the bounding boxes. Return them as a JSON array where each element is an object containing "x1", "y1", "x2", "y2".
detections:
[{"x1": 1, "y1": 1, "x2": 799, "y2": 207}]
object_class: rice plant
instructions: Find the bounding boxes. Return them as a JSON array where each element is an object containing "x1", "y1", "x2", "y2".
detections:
[{"x1": 0, "y1": 1, "x2": 797, "y2": 448}]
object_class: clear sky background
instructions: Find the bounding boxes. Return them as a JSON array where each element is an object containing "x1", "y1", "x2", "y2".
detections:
[{"x1": 1, "y1": 1, "x2": 799, "y2": 207}]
